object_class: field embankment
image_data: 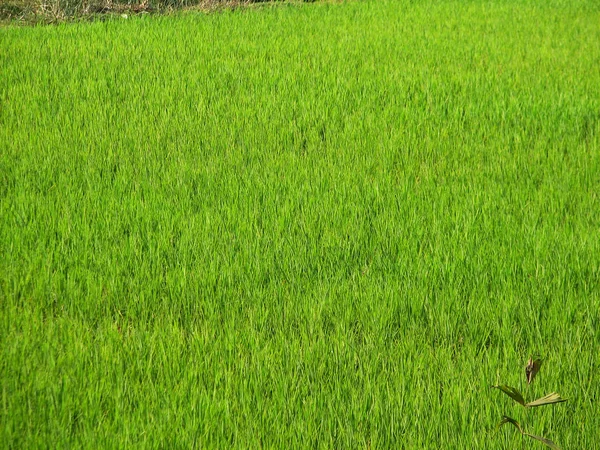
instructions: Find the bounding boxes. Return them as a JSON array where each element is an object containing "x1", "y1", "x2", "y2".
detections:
[{"x1": 0, "y1": 0, "x2": 303, "y2": 23}]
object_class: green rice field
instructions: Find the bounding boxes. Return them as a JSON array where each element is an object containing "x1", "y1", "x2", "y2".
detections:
[{"x1": 1, "y1": 0, "x2": 599, "y2": 447}]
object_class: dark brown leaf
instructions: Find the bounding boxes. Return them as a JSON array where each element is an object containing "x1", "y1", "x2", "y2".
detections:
[{"x1": 525, "y1": 356, "x2": 543, "y2": 384}]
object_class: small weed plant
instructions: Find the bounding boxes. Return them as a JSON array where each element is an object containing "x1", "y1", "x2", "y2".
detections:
[{"x1": 493, "y1": 357, "x2": 568, "y2": 449}]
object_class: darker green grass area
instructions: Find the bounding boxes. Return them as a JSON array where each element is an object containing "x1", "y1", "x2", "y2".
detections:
[{"x1": 1, "y1": 0, "x2": 599, "y2": 447}]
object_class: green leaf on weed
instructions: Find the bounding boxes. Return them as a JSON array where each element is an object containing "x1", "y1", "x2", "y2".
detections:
[
  {"x1": 492, "y1": 385, "x2": 526, "y2": 406},
  {"x1": 526, "y1": 392, "x2": 568, "y2": 408},
  {"x1": 497, "y1": 415, "x2": 524, "y2": 434},
  {"x1": 524, "y1": 433, "x2": 561, "y2": 450},
  {"x1": 497, "y1": 416, "x2": 562, "y2": 449}
]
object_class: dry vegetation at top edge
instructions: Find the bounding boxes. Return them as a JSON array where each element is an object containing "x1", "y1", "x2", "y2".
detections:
[{"x1": 0, "y1": 0, "x2": 316, "y2": 24}]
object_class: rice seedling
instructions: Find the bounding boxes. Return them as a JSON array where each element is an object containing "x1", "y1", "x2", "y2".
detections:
[{"x1": 1, "y1": 0, "x2": 599, "y2": 447}]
